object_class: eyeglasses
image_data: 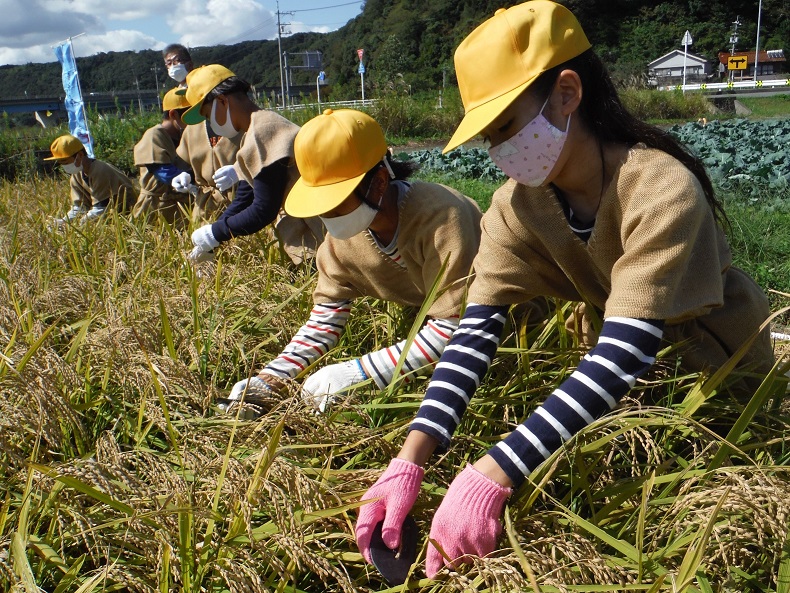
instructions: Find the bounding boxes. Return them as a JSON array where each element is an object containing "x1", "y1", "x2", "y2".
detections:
[{"x1": 164, "y1": 56, "x2": 185, "y2": 67}]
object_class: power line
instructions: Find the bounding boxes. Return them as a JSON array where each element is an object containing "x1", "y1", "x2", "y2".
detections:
[
  {"x1": 298, "y1": 21, "x2": 353, "y2": 26},
  {"x1": 291, "y1": 1, "x2": 363, "y2": 13},
  {"x1": 214, "y1": 16, "x2": 277, "y2": 46}
]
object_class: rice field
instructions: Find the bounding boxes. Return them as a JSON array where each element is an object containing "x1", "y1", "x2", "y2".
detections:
[{"x1": 1, "y1": 175, "x2": 790, "y2": 593}]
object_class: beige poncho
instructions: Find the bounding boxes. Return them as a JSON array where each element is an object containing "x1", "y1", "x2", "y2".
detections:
[
  {"x1": 132, "y1": 124, "x2": 190, "y2": 222},
  {"x1": 235, "y1": 110, "x2": 324, "y2": 264},
  {"x1": 70, "y1": 159, "x2": 135, "y2": 212},
  {"x1": 469, "y1": 146, "x2": 772, "y2": 372},
  {"x1": 314, "y1": 181, "x2": 483, "y2": 319}
]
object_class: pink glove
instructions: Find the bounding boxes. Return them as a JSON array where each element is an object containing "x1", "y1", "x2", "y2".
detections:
[
  {"x1": 426, "y1": 464, "x2": 512, "y2": 578},
  {"x1": 356, "y1": 458, "x2": 424, "y2": 563}
]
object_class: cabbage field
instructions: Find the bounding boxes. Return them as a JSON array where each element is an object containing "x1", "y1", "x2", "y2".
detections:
[{"x1": 404, "y1": 118, "x2": 790, "y2": 197}]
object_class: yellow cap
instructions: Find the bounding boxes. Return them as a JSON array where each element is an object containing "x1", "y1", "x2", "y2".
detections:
[
  {"x1": 180, "y1": 64, "x2": 236, "y2": 125},
  {"x1": 284, "y1": 109, "x2": 388, "y2": 218},
  {"x1": 443, "y1": 0, "x2": 590, "y2": 153},
  {"x1": 43, "y1": 134, "x2": 84, "y2": 160},
  {"x1": 162, "y1": 87, "x2": 191, "y2": 111}
]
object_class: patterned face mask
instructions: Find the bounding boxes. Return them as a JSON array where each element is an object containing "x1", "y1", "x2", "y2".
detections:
[{"x1": 488, "y1": 96, "x2": 571, "y2": 187}]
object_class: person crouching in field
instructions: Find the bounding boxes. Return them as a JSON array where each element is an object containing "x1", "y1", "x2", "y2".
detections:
[
  {"x1": 224, "y1": 109, "x2": 483, "y2": 414},
  {"x1": 131, "y1": 88, "x2": 192, "y2": 225},
  {"x1": 179, "y1": 64, "x2": 324, "y2": 266},
  {"x1": 169, "y1": 67, "x2": 241, "y2": 224},
  {"x1": 354, "y1": 0, "x2": 775, "y2": 579},
  {"x1": 46, "y1": 134, "x2": 135, "y2": 226}
]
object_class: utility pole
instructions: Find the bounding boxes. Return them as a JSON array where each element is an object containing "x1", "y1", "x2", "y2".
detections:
[
  {"x1": 276, "y1": 0, "x2": 293, "y2": 109},
  {"x1": 754, "y1": 0, "x2": 763, "y2": 81},
  {"x1": 151, "y1": 63, "x2": 161, "y2": 110},
  {"x1": 729, "y1": 16, "x2": 742, "y2": 82}
]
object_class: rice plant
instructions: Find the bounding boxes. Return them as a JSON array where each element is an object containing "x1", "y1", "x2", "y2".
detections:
[{"x1": 0, "y1": 175, "x2": 789, "y2": 593}]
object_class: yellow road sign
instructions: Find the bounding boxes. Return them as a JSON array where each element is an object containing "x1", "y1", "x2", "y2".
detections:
[{"x1": 728, "y1": 56, "x2": 748, "y2": 70}]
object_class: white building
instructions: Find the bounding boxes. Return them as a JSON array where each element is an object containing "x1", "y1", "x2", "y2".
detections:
[{"x1": 648, "y1": 50, "x2": 711, "y2": 87}]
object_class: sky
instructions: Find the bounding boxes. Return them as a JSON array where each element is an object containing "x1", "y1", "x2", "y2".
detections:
[{"x1": 0, "y1": 0, "x2": 365, "y2": 66}]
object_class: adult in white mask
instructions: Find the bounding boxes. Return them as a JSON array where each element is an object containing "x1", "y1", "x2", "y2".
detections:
[
  {"x1": 224, "y1": 108, "x2": 482, "y2": 417},
  {"x1": 162, "y1": 44, "x2": 193, "y2": 87},
  {"x1": 355, "y1": 0, "x2": 776, "y2": 580},
  {"x1": 44, "y1": 134, "x2": 135, "y2": 226},
  {"x1": 178, "y1": 64, "x2": 323, "y2": 266}
]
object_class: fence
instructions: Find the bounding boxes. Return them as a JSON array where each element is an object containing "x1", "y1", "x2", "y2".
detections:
[
  {"x1": 270, "y1": 99, "x2": 377, "y2": 112},
  {"x1": 658, "y1": 78, "x2": 790, "y2": 93}
]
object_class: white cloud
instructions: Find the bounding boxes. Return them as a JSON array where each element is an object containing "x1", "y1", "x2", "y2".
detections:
[
  {"x1": 0, "y1": 27, "x2": 163, "y2": 66},
  {"x1": 74, "y1": 29, "x2": 164, "y2": 55},
  {"x1": 289, "y1": 21, "x2": 330, "y2": 35},
  {"x1": 0, "y1": 45, "x2": 55, "y2": 65},
  {"x1": 168, "y1": 0, "x2": 277, "y2": 48},
  {"x1": 0, "y1": 0, "x2": 102, "y2": 51},
  {"x1": 44, "y1": 0, "x2": 173, "y2": 21},
  {"x1": 0, "y1": 0, "x2": 343, "y2": 66},
  {"x1": 0, "y1": 0, "x2": 169, "y2": 65}
]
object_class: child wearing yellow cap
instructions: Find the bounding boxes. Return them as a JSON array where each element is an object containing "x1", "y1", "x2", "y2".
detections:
[
  {"x1": 131, "y1": 87, "x2": 192, "y2": 224},
  {"x1": 45, "y1": 134, "x2": 135, "y2": 225},
  {"x1": 179, "y1": 64, "x2": 323, "y2": 265},
  {"x1": 224, "y1": 108, "x2": 482, "y2": 418},
  {"x1": 356, "y1": 0, "x2": 775, "y2": 578},
  {"x1": 169, "y1": 66, "x2": 241, "y2": 225}
]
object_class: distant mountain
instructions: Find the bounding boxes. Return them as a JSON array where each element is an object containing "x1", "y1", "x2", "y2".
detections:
[{"x1": 1, "y1": 0, "x2": 786, "y2": 101}]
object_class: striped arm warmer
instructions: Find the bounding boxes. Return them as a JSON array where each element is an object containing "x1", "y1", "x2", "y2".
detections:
[
  {"x1": 488, "y1": 317, "x2": 664, "y2": 487},
  {"x1": 360, "y1": 318, "x2": 460, "y2": 388},
  {"x1": 410, "y1": 304, "x2": 509, "y2": 445},
  {"x1": 262, "y1": 300, "x2": 353, "y2": 379}
]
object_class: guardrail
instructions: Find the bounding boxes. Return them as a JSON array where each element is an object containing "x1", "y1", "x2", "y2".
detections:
[
  {"x1": 272, "y1": 99, "x2": 377, "y2": 112},
  {"x1": 658, "y1": 78, "x2": 790, "y2": 92}
]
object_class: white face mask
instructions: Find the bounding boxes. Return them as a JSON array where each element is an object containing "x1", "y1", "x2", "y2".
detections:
[
  {"x1": 488, "y1": 96, "x2": 570, "y2": 187},
  {"x1": 321, "y1": 179, "x2": 385, "y2": 240},
  {"x1": 168, "y1": 63, "x2": 188, "y2": 83},
  {"x1": 62, "y1": 160, "x2": 82, "y2": 175},
  {"x1": 209, "y1": 99, "x2": 239, "y2": 138},
  {"x1": 321, "y1": 201, "x2": 378, "y2": 240}
]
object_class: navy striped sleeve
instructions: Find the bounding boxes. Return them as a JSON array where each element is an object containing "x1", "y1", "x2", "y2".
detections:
[
  {"x1": 488, "y1": 317, "x2": 664, "y2": 487},
  {"x1": 211, "y1": 158, "x2": 288, "y2": 243},
  {"x1": 409, "y1": 303, "x2": 509, "y2": 447}
]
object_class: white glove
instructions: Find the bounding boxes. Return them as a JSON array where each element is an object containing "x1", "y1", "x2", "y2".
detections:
[
  {"x1": 191, "y1": 224, "x2": 220, "y2": 251},
  {"x1": 219, "y1": 375, "x2": 277, "y2": 414},
  {"x1": 302, "y1": 360, "x2": 367, "y2": 413},
  {"x1": 172, "y1": 171, "x2": 192, "y2": 193},
  {"x1": 212, "y1": 165, "x2": 239, "y2": 192},
  {"x1": 85, "y1": 205, "x2": 106, "y2": 220},
  {"x1": 50, "y1": 205, "x2": 86, "y2": 230},
  {"x1": 186, "y1": 246, "x2": 215, "y2": 264},
  {"x1": 65, "y1": 204, "x2": 87, "y2": 220}
]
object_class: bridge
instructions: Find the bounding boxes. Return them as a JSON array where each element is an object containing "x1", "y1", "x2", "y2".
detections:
[{"x1": 0, "y1": 90, "x2": 162, "y2": 115}]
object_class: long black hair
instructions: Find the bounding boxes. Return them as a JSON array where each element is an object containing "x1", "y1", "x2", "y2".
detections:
[{"x1": 532, "y1": 49, "x2": 727, "y2": 225}]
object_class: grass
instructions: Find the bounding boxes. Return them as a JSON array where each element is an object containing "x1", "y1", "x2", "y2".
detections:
[
  {"x1": 0, "y1": 171, "x2": 789, "y2": 592},
  {"x1": 736, "y1": 94, "x2": 790, "y2": 119}
]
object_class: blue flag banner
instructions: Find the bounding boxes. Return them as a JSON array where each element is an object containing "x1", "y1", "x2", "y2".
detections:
[{"x1": 53, "y1": 40, "x2": 94, "y2": 158}]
